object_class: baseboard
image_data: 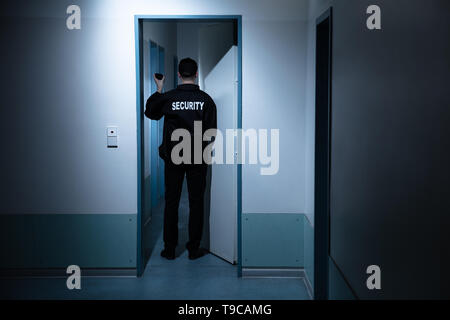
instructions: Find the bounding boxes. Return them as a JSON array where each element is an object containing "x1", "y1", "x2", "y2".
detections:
[
  {"x1": 0, "y1": 268, "x2": 137, "y2": 278},
  {"x1": 241, "y1": 213, "x2": 305, "y2": 267},
  {"x1": 302, "y1": 270, "x2": 314, "y2": 300},
  {"x1": 328, "y1": 256, "x2": 357, "y2": 300},
  {"x1": 0, "y1": 214, "x2": 137, "y2": 269},
  {"x1": 242, "y1": 268, "x2": 313, "y2": 300},
  {"x1": 242, "y1": 268, "x2": 304, "y2": 278}
]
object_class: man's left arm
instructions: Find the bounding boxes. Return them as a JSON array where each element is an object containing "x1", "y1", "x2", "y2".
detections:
[{"x1": 203, "y1": 98, "x2": 217, "y2": 136}]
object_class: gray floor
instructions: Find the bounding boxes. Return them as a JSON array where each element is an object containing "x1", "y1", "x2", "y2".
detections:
[{"x1": 0, "y1": 184, "x2": 310, "y2": 300}]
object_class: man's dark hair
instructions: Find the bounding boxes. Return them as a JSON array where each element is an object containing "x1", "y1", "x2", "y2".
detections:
[{"x1": 179, "y1": 58, "x2": 198, "y2": 78}]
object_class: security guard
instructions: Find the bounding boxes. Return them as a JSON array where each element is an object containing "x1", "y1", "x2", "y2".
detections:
[{"x1": 145, "y1": 58, "x2": 217, "y2": 260}]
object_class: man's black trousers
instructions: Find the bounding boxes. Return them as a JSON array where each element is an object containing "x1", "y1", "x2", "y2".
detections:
[{"x1": 163, "y1": 162, "x2": 207, "y2": 252}]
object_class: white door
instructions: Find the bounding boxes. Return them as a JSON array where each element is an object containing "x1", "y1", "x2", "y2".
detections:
[{"x1": 204, "y1": 46, "x2": 238, "y2": 264}]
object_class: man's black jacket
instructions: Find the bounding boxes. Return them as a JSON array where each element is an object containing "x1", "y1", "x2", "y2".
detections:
[{"x1": 145, "y1": 83, "x2": 217, "y2": 164}]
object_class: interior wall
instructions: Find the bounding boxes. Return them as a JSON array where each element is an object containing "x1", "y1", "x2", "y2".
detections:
[
  {"x1": 328, "y1": 0, "x2": 450, "y2": 299},
  {"x1": 0, "y1": 3, "x2": 137, "y2": 215},
  {"x1": 242, "y1": 18, "x2": 308, "y2": 213},
  {"x1": 177, "y1": 22, "x2": 200, "y2": 69},
  {"x1": 177, "y1": 22, "x2": 235, "y2": 91},
  {"x1": 198, "y1": 22, "x2": 235, "y2": 90},
  {"x1": 0, "y1": 0, "x2": 310, "y2": 269},
  {"x1": 0, "y1": 0, "x2": 310, "y2": 217}
]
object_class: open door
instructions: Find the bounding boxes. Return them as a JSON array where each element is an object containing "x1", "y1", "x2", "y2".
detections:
[{"x1": 204, "y1": 46, "x2": 238, "y2": 264}]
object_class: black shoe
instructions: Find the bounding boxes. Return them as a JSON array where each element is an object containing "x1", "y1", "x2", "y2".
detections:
[
  {"x1": 161, "y1": 248, "x2": 175, "y2": 260},
  {"x1": 188, "y1": 248, "x2": 208, "y2": 260}
]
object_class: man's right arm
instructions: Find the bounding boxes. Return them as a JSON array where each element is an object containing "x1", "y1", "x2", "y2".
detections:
[
  {"x1": 145, "y1": 74, "x2": 167, "y2": 120},
  {"x1": 145, "y1": 92, "x2": 166, "y2": 120}
]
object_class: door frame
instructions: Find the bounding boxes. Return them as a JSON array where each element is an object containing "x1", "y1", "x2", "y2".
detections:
[
  {"x1": 134, "y1": 15, "x2": 243, "y2": 277},
  {"x1": 157, "y1": 45, "x2": 165, "y2": 201},
  {"x1": 314, "y1": 7, "x2": 332, "y2": 299}
]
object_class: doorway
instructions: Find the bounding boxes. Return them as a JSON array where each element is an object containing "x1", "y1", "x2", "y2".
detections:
[
  {"x1": 134, "y1": 16, "x2": 242, "y2": 277},
  {"x1": 314, "y1": 8, "x2": 332, "y2": 300}
]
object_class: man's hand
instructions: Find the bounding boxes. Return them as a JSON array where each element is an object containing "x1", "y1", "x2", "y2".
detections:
[{"x1": 154, "y1": 74, "x2": 165, "y2": 93}]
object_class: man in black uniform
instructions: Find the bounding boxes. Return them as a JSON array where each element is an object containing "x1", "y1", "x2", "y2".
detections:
[{"x1": 145, "y1": 58, "x2": 217, "y2": 260}]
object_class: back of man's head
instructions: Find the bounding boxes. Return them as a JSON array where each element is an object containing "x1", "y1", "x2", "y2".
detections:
[{"x1": 179, "y1": 58, "x2": 198, "y2": 80}]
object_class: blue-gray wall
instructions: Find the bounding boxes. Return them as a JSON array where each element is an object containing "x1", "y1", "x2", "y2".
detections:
[
  {"x1": 328, "y1": 0, "x2": 450, "y2": 299},
  {"x1": 0, "y1": 0, "x2": 310, "y2": 271},
  {"x1": 0, "y1": 1, "x2": 138, "y2": 269}
]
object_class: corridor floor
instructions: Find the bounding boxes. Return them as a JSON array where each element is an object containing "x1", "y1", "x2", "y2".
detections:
[{"x1": 0, "y1": 183, "x2": 310, "y2": 300}]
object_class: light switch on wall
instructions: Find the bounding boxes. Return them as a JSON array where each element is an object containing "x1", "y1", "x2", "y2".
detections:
[{"x1": 107, "y1": 126, "x2": 118, "y2": 148}]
